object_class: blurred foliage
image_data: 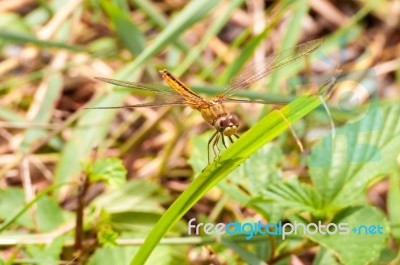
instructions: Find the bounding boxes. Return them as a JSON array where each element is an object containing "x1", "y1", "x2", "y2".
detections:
[{"x1": 0, "y1": 0, "x2": 399, "y2": 264}]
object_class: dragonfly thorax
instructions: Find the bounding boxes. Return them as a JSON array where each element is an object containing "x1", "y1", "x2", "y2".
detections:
[{"x1": 214, "y1": 114, "x2": 239, "y2": 136}]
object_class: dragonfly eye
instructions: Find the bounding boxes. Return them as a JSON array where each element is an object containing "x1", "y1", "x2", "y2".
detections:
[
  {"x1": 228, "y1": 114, "x2": 239, "y2": 127},
  {"x1": 215, "y1": 114, "x2": 240, "y2": 132}
]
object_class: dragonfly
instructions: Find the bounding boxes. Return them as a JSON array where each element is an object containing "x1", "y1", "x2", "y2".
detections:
[{"x1": 87, "y1": 38, "x2": 324, "y2": 163}]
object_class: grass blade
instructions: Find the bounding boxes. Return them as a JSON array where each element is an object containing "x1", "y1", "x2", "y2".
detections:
[
  {"x1": 0, "y1": 31, "x2": 84, "y2": 51},
  {"x1": 130, "y1": 94, "x2": 323, "y2": 264},
  {"x1": 101, "y1": 1, "x2": 145, "y2": 56}
]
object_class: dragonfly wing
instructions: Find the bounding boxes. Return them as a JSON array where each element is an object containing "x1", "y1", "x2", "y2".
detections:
[
  {"x1": 88, "y1": 77, "x2": 189, "y2": 109},
  {"x1": 223, "y1": 97, "x2": 287, "y2": 105},
  {"x1": 94, "y1": 77, "x2": 179, "y2": 95},
  {"x1": 85, "y1": 96, "x2": 188, "y2": 109},
  {"x1": 223, "y1": 38, "x2": 324, "y2": 97},
  {"x1": 94, "y1": 76, "x2": 208, "y2": 108}
]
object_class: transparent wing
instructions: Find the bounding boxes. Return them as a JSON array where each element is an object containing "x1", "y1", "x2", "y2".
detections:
[
  {"x1": 94, "y1": 77, "x2": 180, "y2": 95},
  {"x1": 223, "y1": 38, "x2": 324, "y2": 97},
  {"x1": 84, "y1": 97, "x2": 188, "y2": 109},
  {"x1": 223, "y1": 98, "x2": 287, "y2": 105},
  {"x1": 87, "y1": 77, "x2": 188, "y2": 109}
]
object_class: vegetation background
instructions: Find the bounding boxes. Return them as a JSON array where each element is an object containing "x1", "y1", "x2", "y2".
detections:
[{"x1": 0, "y1": 0, "x2": 399, "y2": 264}]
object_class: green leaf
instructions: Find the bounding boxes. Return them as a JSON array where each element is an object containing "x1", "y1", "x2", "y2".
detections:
[
  {"x1": 87, "y1": 246, "x2": 136, "y2": 265},
  {"x1": 25, "y1": 236, "x2": 66, "y2": 265},
  {"x1": 92, "y1": 180, "x2": 163, "y2": 214},
  {"x1": 88, "y1": 245, "x2": 187, "y2": 265},
  {"x1": 91, "y1": 180, "x2": 183, "y2": 233},
  {"x1": 221, "y1": 238, "x2": 268, "y2": 265},
  {"x1": 131, "y1": 93, "x2": 324, "y2": 264},
  {"x1": 0, "y1": 183, "x2": 72, "y2": 233},
  {"x1": 308, "y1": 206, "x2": 388, "y2": 265},
  {"x1": 313, "y1": 247, "x2": 341, "y2": 265},
  {"x1": 101, "y1": 1, "x2": 145, "y2": 55},
  {"x1": 89, "y1": 158, "x2": 127, "y2": 189},
  {"x1": 388, "y1": 170, "x2": 400, "y2": 243},
  {"x1": 231, "y1": 143, "x2": 283, "y2": 195},
  {"x1": 261, "y1": 180, "x2": 323, "y2": 216},
  {"x1": 0, "y1": 188, "x2": 32, "y2": 229},
  {"x1": 308, "y1": 102, "x2": 400, "y2": 209},
  {"x1": 98, "y1": 226, "x2": 119, "y2": 246},
  {"x1": 36, "y1": 196, "x2": 67, "y2": 232}
]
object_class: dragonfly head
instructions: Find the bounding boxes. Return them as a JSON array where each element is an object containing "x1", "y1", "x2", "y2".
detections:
[{"x1": 215, "y1": 114, "x2": 239, "y2": 136}]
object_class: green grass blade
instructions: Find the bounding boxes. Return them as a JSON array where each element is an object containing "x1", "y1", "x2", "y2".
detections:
[
  {"x1": 121, "y1": 0, "x2": 219, "y2": 77},
  {"x1": 173, "y1": 0, "x2": 244, "y2": 76},
  {"x1": 101, "y1": 1, "x2": 145, "y2": 56},
  {"x1": 130, "y1": 94, "x2": 322, "y2": 265},
  {"x1": 20, "y1": 74, "x2": 63, "y2": 153},
  {"x1": 0, "y1": 182, "x2": 73, "y2": 233},
  {"x1": 268, "y1": 0, "x2": 308, "y2": 94},
  {"x1": 0, "y1": 31, "x2": 84, "y2": 51},
  {"x1": 131, "y1": 0, "x2": 206, "y2": 68}
]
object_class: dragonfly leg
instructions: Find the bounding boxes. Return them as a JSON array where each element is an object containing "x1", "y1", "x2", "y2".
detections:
[
  {"x1": 276, "y1": 109, "x2": 304, "y2": 153},
  {"x1": 221, "y1": 135, "x2": 228, "y2": 149},
  {"x1": 213, "y1": 133, "x2": 221, "y2": 155},
  {"x1": 228, "y1": 136, "x2": 234, "y2": 143},
  {"x1": 234, "y1": 134, "x2": 240, "y2": 139},
  {"x1": 207, "y1": 131, "x2": 218, "y2": 164}
]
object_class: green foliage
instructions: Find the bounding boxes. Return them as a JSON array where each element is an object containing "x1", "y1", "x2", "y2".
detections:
[
  {"x1": 309, "y1": 103, "x2": 400, "y2": 210},
  {"x1": 308, "y1": 206, "x2": 388, "y2": 265},
  {"x1": 0, "y1": 188, "x2": 33, "y2": 229},
  {"x1": 101, "y1": 1, "x2": 145, "y2": 56},
  {"x1": 0, "y1": 185, "x2": 70, "y2": 232},
  {"x1": 98, "y1": 225, "x2": 119, "y2": 246},
  {"x1": 88, "y1": 245, "x2": 187, "y2": 265},
  {"x1": 25, "y1": 236, "x2": 66, "y2": 265},
  {"x1": 20, "y1": 74, "x2": 64, "y2": 152},
  {"x1": 87, "y1": 158, "x2": 127, "y2": 189},
  {"x1": 91, "y1": 180, "x2": 184, "y2": 235},
  {"x1": 131, "y1": 94, "x2": 324, "y2": 264},
  {"x1": 1, "y1": 1, "x2": 398, "y2": 264},
  {"x1": 388, "y1": 171, "x2": 400, "y2": 243}
]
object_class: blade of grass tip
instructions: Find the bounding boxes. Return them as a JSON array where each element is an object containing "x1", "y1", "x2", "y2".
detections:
[
  {"x1": 0, "y1": 182, "x2": 74, "y2": 233},
  {"x1": 101, "y1": 1, "x2": 145, "y2": 56},
  {"x1": 130, "y1": 94, "x2": 323, "y2": 265},
  {"x1": 173, "y1": 0, "x2": 244, "y2": 76},
  {"x1": 268, "y1": 0, "x2": 308, "y2": 94}
]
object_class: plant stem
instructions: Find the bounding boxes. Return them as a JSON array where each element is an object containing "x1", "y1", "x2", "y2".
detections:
[{"x1": 74, "y1": 174, "x2": 89, "y2": 251}]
